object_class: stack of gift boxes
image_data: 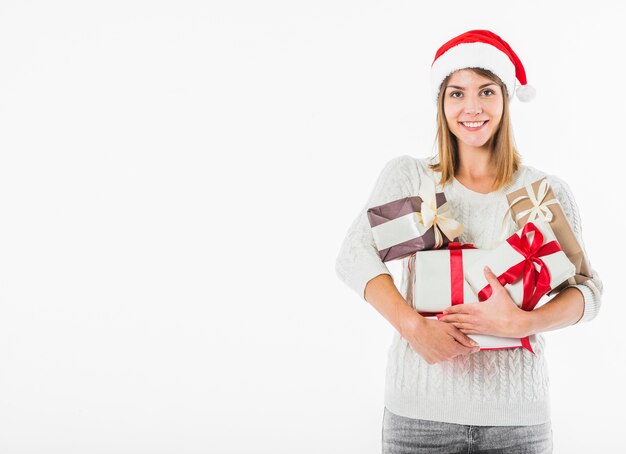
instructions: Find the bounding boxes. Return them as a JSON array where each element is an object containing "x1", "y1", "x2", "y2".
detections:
[{"x1": 367, "y1": 178, "x2": 592, "y2": 354}]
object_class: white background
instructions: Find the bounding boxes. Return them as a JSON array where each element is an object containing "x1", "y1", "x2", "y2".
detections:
[{"x1": 0, "y1": 1, "x2": 624, "y2": 453}]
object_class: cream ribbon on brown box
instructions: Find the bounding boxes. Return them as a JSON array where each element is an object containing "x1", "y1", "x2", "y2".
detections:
[
  {"x1": 371, "y1": 212, "x2": 428, "y2": 250},
  {"x1": 417, "y1": 180, "x2": 464, "y2": 248}
]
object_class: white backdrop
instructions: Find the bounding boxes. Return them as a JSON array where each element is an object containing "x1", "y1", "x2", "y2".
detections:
[{"x1": 0, "y1": 1, "x2": 623, "y2": 453}]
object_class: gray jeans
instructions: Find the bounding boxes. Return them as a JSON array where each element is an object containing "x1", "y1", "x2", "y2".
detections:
[{"x1": 382, "y1": 407, "x2": 553, "y2": 454}]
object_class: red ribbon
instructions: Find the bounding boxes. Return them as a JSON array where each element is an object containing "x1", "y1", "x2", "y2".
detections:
[
  {"x1": 477, "y1": 222, "x2": 561, "y2": 311},
  {"x1": 447, "y1": 242, "x2": 476, "y2": 306}
]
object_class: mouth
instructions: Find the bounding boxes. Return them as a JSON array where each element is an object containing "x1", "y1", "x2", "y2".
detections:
[{"x1": 459, "y1": 120, "x2": 489, "y2": 131}]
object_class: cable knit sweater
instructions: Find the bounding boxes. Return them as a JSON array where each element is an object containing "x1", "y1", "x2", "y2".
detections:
[{"x1": 335, "y1": 154, "x2": 603, "y2": 426}]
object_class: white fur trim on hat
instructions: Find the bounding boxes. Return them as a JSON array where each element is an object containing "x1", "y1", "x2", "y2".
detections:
[{"x1": 430, "y1": 42, "x2": 517, "y2": 104}]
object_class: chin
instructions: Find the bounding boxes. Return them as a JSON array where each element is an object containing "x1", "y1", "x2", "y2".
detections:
[
  {"x1": 463, "y1": 138, "x2": 490, "y2": 148},
  {"x1": 455, "y1": 135, "x2": 490, "y2": 148}
]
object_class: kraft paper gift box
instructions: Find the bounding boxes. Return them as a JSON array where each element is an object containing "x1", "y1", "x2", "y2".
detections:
[
  {"x1": 464, "y1": 219, "x2": 576, "y2": 312},
  {"x1": 367, "y1": 189, "x2": 463, "y2": 262},
  {"x1": 408, "y1": 244, "x2": 536, "y2": 352},
  {"x1": 505, "y1": 178, "x2": 592, "y2": 285}
]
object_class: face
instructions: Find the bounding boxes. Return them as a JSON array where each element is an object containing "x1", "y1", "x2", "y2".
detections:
[{"x1": 442, "y1": 69, "x2": 504, "y2": 153}]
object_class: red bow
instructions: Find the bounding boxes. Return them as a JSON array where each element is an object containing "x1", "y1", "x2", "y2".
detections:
[{"x1": 478, "y1": 222, "x2": 561, "y2": 310}]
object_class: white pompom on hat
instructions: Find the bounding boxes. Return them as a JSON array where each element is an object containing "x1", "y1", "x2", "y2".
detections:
[{"x1": 430, "y1": 29, "x2": 535, "y2": 105}]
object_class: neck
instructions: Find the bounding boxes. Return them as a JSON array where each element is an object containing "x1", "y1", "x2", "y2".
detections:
[{"x1": 455, "y1": 144, "x2": 496, "y2": 180}]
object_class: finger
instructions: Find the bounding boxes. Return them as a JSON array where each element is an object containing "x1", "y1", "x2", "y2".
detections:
[
  {"x1": 440, "y1": 314, "x2": 471, "y2": 324},
  {"x1": 460, "y1": 328, "x2": 481, "y2": 335},
  {"x1": 442, "y1": 304, "x2": 471, "y2": 315},
  {"x1": 451, "y1": 322, "x2": 478, "y2": 330},
  {"x1": 448, "y1": 327, "x2": 478, "y2": 348},
  {"x1": 442, "y1": 305, "x2": 459, "y2": 315},
  {"x1": 483, "y1": 266, "x2": 504, "y2": 291},
  {"x1": 453, "y1": 344, "x2": 481, "y2": 356}
]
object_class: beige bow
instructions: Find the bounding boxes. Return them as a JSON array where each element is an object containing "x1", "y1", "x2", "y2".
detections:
[
  {"x1": 417, "y1": 183, "x2": 464, "y2": 248},
  {"x1": 509, "y1": 179, "x2": 559, "y2": 224}
]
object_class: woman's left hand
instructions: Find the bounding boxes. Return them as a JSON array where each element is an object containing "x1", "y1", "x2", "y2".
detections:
[{"x1": 439, "y1": 266, "x2": 531, "y2": 338}]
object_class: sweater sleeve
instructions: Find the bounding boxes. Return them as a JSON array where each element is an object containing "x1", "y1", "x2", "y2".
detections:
[
  {"x1": 335, "y1": 155, "x2": 418, "y2": 300},
  {"x1": 546, "y1": 175, "x2": 603, "y2": 324}
]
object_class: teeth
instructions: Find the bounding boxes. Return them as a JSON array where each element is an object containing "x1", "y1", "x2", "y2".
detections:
[{"x1": 461, "y1": 121, "x2": 486, "y2": 127}]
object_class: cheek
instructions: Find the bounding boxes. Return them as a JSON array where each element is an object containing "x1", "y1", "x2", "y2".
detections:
[
  {"x1": 491, "y1": 109, "x2": 503, "y2": 127},
  {"x1": 493, "y1": 99, "x2": 504, "y2": 119},
  {"x1": 443, "y1": 104, "x2": 458, "y2": 126},
  {"x1": 494, "y1": 105, "x2": 503, "y2": 118}
]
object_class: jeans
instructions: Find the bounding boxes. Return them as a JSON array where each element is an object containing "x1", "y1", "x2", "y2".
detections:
[{"x1": 382, "y1": 407, "x2": 553, "y2": 454}]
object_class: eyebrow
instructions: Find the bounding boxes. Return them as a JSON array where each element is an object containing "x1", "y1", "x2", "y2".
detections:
[{"x1": 446, "y1": 83, "x2": 497, "y2": 90}]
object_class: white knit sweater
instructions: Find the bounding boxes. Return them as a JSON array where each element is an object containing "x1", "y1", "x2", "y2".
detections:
[{"x1": 335, "y1": 154, "x2": 603, "y2": 426}]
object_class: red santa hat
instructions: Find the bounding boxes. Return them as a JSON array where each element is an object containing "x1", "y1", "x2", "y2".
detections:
[{"x1": 430, "y1": 29, "x2": 536, "y2": 104}]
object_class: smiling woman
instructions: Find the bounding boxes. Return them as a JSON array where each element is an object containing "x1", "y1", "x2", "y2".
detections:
[
  {"x1": 433, "y1": 66, "x2": 518, "y2": 193},
  {"x1": 335, "y1": 29, "x2": 603, "y2": 454},
  {"x1": 445, "y1": 74, "x2": 502, "y2": 144}
]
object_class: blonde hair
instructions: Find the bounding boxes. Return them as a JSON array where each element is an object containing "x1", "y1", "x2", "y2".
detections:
[{"x1": 429, "y1": 67, "x2": 521, "y2": 191}]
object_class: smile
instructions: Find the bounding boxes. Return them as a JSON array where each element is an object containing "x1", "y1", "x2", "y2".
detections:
[{"x1": 459, "y1": 120, "x2": 488, "y2": 130}]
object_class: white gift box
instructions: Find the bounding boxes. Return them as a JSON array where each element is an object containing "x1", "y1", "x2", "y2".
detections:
[
  {"x1": 467, "y1": 333, "x2": 534, "y2": 351},
  {"x1": 411, "y1": 246, "x2": 526, "y2": 312},
  {"x1": 411, "y1": 248, "x2": 487, "y2": 313},
  {"x1": 423, "y1": 315, "x2": 536, "y2": 352},
  {"x1": 464, "y1": 219, "x2": 576, "y2": 310}
]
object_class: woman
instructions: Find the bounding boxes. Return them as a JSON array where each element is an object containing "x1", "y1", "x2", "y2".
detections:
[{"x1": 335, "y1": 29, "x2": 603, "y2": 453}]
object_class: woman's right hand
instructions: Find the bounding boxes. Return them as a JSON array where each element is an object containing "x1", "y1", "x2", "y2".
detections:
[{"x1": 401, "y1": 315, "x2": 480, "y2": 365}]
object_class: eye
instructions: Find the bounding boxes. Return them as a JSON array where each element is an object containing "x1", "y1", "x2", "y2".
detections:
[
  {"x1": 482, "y1": 89, "x2": 495, "y2": 96},
  {"x1": 450, "y1": 92, "x2": 462, "y2": 98}
]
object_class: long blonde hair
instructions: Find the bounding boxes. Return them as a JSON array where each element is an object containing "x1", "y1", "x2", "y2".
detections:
[{"x1": 429, "y1": 67, "x2": 521, "y2": 191}]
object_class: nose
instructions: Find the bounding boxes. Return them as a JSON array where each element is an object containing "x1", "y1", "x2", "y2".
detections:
[{"x1": 464, "y1": 96, "x2": 483, "y2": 115}]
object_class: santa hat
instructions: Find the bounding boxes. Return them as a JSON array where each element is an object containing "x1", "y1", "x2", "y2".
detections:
[{"x1": 430, "y1": 29, "x2": 535, "y2": 104}]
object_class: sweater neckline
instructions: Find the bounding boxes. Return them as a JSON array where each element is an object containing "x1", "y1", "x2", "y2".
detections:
[{"x1": 451, "y1": 173, "x2": 520, "y2": 199}]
